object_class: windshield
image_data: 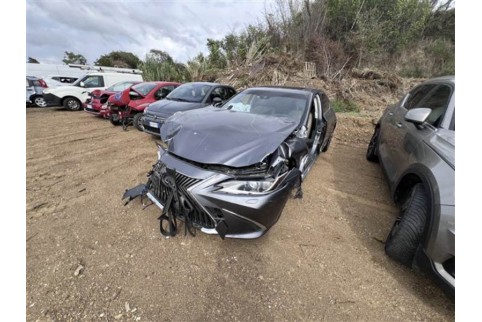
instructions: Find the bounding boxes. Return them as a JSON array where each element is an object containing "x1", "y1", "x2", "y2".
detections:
[
  {"x1": 223, "y1": 89, "x2": 309, "y2": 122},
  {"x1": 131, "y1": 82, "x2": 157, "y2": 96},
  {"x1": 166, "y1": 83, "x2": 213, "y2": 103}
]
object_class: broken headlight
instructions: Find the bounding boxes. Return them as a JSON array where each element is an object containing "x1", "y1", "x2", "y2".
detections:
[
  {"x1": 217, "y1": 178, "x2": 276, "y2": 195},
  {"x1": 216, "y1": 171, "x2": 290, "y2": 195}
]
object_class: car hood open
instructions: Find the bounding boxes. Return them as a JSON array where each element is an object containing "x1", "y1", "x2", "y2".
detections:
[{"x1": 161, "y1": 108, "x2": 299, "y2": 167}]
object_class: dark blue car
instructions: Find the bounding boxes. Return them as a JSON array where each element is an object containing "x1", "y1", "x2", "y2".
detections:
[{"x1": 141, "y1": 82, "x2": 236, "y2": 136}]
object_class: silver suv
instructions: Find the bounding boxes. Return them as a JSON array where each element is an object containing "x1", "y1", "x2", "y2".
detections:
[{"x1": 366, "y1": 76, "x2": 454, "y2": 297}]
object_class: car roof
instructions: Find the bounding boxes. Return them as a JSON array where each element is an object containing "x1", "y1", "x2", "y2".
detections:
[
  {"x1": 244, "y1": 86, "x2": 321, "y2": 95},
  {"x1": 423, "y1": 75, "x2": 455, "y2": 85},
  {"x1": 182, "y1": 82, "x2": 220, "y2": 86}
]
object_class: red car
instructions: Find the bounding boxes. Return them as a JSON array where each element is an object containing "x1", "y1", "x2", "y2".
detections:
[
  {"x1": 84, "y1": 81, "x2": 140, "y2": 118},
  {"x1": 108, "y1": 81, "x2": 181, "y2": 130}
]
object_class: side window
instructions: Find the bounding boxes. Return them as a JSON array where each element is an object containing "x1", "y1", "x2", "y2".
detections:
[
  {"x1": 211, "y1": 87, "x2": 228, "y2": 101},
  {"x1": 227, "y1": 88, "x2": 236, "y2": 99},
  {"x1": 419, "y1": 85, "x2": 452, "y2": 127},
  {"x1": 156, "y1": 86, "x2": 175, "y2": 98},
  {"x1": 404, "y1": 84, "x2": 437, "y2": 110},
  {"x1": 83, "y1": 76, "x2": 104, "y2": 88}
]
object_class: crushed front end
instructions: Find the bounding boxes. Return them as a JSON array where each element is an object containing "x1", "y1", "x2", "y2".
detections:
[{"x1": 123, "y1": 145, "x2": 302, "y2": 239}]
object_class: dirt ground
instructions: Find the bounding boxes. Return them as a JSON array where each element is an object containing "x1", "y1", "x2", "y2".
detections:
[{"x1": 26, "y1": 107, "x2": 454, "y2": 321}]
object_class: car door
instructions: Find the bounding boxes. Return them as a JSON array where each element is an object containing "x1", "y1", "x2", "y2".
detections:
[
  {"x1": 379, "y1": 84, "x2": 436, "y2": 183},
  {"x1": 389, "y1": 83, "x2": 453, "y2": 183}
]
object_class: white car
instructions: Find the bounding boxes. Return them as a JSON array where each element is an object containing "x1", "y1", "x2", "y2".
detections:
[{"x1": 42, "y1": 72, "x2": 143, "y2": 111}]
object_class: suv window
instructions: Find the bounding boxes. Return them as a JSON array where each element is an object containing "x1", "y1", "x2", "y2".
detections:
[
  {"x1": 82, "y1": 75, "x2": 105, "y2": 88},
  {"x1": 404, "y1": 84, "x2": 437, "y2": 110},
  {"x1": 418, "y1": 85, "x2": 452, "y2": 126}
]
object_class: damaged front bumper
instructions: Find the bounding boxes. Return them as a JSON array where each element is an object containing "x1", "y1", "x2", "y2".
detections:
[{"x1": 123, "y1": 146, "x2": 301, "y2": 239}]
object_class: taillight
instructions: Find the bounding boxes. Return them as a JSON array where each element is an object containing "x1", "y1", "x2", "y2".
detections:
[{"x1": 38, "y1": 79, "x2": 48, "y2": 88}]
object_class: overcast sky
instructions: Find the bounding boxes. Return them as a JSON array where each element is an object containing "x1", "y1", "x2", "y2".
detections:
[{"x1": 26, "y1": 0, "x2": 275, "y2": 65}]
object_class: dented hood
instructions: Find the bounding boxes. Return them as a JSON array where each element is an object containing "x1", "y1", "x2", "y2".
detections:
[{"x1": 161, "y1": 107, "x2": 299, "y2": 167}]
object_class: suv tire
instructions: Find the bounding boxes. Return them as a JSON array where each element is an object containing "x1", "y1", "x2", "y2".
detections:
[
  {"x1": 63, "y1": 97, "x2": 81, "y2": 111},
  {"x1": 33, "y1": 96, "x2": 47, "y2": 107},
  {"x1": 385, "y1": 183, "x2": 428, "y2": 267},
  {"x1": 366, "y1": 126, "x2": 380, "y2": 162}
]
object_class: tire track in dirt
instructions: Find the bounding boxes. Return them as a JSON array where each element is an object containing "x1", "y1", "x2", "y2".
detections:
[{"x1": 26, "y1": 107, "x2": 454, "y2": 321}]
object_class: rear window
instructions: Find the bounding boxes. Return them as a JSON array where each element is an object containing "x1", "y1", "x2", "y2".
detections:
[{"x1": 132, "y1": 83, "x2": 157, "y2": 96}]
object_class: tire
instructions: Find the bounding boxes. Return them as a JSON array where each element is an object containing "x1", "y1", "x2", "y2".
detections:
[
  {"x1": 133, "y1": 113, "x2": 144, "y2": 131},
  {"x1": 366, "y1": 126, "x2": 380, "y2": 162},
  {"x1": 32, "y1": 96, "x2": 47, "y2": 107},
  {"x1": 63, "y1": 97, "x2": 81, "y2": 111},
  {"x1": 321, "y1": 136, "x2": 332, "y2": 153},
  {"x1": 109, "y1": 114, "x2": 121, "y2": 126},
  {"x1": 385, "y1": 183, "x2": 428, "y2": 267}
]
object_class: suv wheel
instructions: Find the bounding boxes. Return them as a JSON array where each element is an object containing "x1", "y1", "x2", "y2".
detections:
[
  {"x1": 63, "y1": 97, "x2": 81, "y2": 111},
  {"x1": 33, "y1": 96, "x2": 47, "y2": 107},
  {"x1": 385, "y1": 183, "x2": 428, "y2": 267},
  {"x1": 366, "y1": 126, "x2": 380, "y2": 162}
]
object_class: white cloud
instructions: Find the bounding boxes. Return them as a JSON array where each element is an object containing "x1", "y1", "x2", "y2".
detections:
[{"x1": 26, "y1": 0, "x2": 274, "y2": 64}]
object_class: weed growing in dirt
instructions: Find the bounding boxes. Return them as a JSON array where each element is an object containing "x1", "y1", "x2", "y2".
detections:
[{"x1": 332, "y1": 99, "x2": 360, "y2": 113}]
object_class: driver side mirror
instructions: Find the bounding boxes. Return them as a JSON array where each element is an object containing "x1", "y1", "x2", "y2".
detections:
[
  {"x1": 79, "y1": 81, "x2": 85, "y2": 88},
  {"x1": 212, "y1": 97, "x2": 223, "y2": 107},
  {"x1": 404, "y1": 108, "x2": 431, "y2": 125}
]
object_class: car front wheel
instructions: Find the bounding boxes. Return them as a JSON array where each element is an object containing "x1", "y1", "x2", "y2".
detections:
[
  {"x1": 63, "y1": 97, "x2": 82, "y2": 111},
  {"x1": 133, "y1": 113, "x2": 144, "y2": 131},
  {"x1": 385, "y1": 183, "x2": 428, "y2": 267},
  {"x1": 110, "y1": 114, "x2": 121, "y2": 126}
]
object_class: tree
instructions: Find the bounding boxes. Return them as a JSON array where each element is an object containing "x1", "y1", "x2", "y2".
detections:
[
  {"x1": 94, "y1": 51, "x2": 140, "y2": 69},
  {"x1": 28, "y1": 57, "x2": 40, "y2": 63},
  {"x1": 139, "y1": 49, "x2": 190, "y2": 82},
  {"x1": 62, "y1": 51, "x2": 87, "y2": 65}
]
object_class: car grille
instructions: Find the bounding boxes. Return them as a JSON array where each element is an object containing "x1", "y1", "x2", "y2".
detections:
[{"x1": 148, "y1": 168, "x2": 215, "y2": 229}]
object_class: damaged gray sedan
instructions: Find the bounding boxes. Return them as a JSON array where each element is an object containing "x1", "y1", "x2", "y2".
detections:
[{"x1": 123, "y1": 87, "x2": 337, "y2": 239}]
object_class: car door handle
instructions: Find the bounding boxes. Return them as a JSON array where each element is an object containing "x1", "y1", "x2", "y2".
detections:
[{"x1": 396, "y1": 122, "x2": 403, "y2": 128}]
